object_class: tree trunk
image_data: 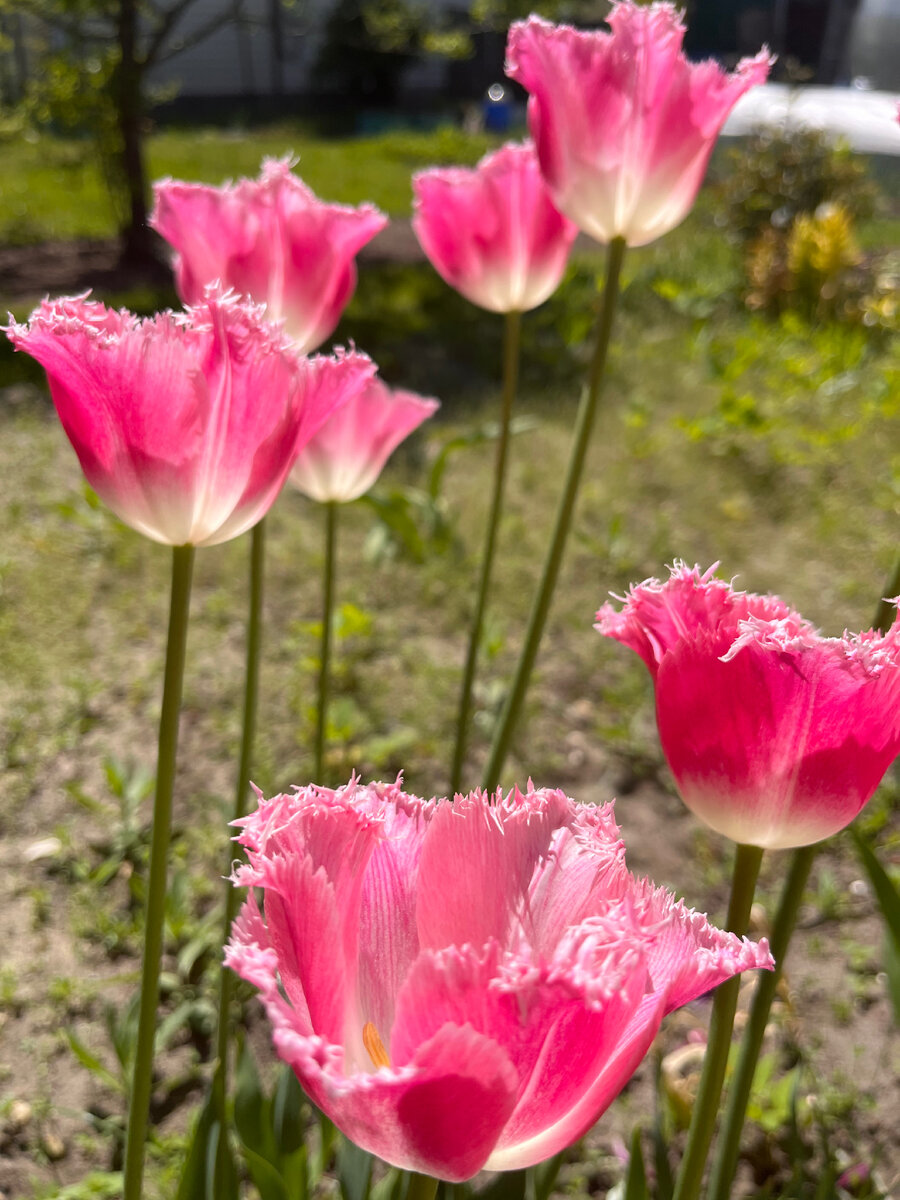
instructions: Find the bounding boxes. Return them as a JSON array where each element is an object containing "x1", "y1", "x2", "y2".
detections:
[
  {"x1": 269, "y1": 0, "x2": 284, "y2": 97},
  {"x1": 115, "y1": 0, "x2": 155, "y2": 264}
]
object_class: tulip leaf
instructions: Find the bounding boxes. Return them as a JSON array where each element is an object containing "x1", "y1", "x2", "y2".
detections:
[
  {"x1": 850, "y1": 826, "x2": 900, "y2": 1022},
  {"x1": 437, "y1": 1182, "x2": 470, "y2": 1200},
  {"x1": 337, "y1": 1136, "x2": 374, "y2": 1200},
  {"x1": 176, "y1": 1090, "x2": 215, "y2": 1200},
  {"x1": 624, "y1": 1128, "x2": 649, "y2": 1200},
  {"x1": 281, "y1": 1146, "x2": 310, "y2": 1200},
  {"x1": 176, "y1": 1090, "x2": 238, "y2": 1200},
  {"x1": 427, "y1": 417, "x2": 538, "y2": 501},
  {"x1": 273, "y1": 1063, "x2": 307, "y2": 1155},
  {"x1": 234, "y1": 1039, "x2": 277, "y2": 1164},
  {"x1": 205, "y1": 1119, "x2": 240, "y2": 1200},
  {"x1": 652, "y1": 1057, "x2": 674, "y2": 1200},
  {"x1": 529, "y1": 1153, "x2": 566, "y2": 1200},
  {"x1": 653, "y1": 1123, "x2": 674, "y2": 1200},
  {"x1": 314, "y1": 1110, "x2": 338, "y2": 1179},
  {"x1": 372, "y1": 1168, "x2": 406, "y2": 1200},
  {"x1": 241, "y1": 1144, "x2": 292, "y2": 1200},
  {"x1": 850, "y1": 827, "x2": 900, "y2": 950},
  {"x1": 64, "y1": 1030, "x2": 124, "y2": 1095},
  {"x1": 883, "y1": 920, "x2": 900, "y2": 1024},
  {"x1": 479, "y1": 1168, "x2": 526, "y2": 1200}
]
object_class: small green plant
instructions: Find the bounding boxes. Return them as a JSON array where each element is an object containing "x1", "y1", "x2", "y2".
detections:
[
  {"x1": 33, "y1": 1172, "x2": 125, "y2": 1200},
  {"x1": 65, "y1": 757, "x2": 155, "y2": 887},
  {"x1": 362, "y1": 417, "x2": 537, "y2": 565},
  {"x1": 0, "y1": 965, "x2": 21, "y2": 1013}
]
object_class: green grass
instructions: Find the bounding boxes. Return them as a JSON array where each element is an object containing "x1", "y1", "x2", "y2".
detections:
[{"x1": 0, "y1": 123, "x2": 499, "y2": 243}]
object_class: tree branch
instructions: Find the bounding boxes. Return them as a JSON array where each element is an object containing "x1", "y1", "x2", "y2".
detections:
[{"x1": 150, "y1": 1, "x2": 247, "y2": 65}]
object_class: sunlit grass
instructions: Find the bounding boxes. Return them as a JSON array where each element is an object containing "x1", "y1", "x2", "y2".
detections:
[{"x1": 0, "y1": 123, "x2": 500, "y2": 244}]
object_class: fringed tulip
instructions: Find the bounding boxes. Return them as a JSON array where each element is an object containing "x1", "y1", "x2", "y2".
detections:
[
  {"x1": 6, "y1": 292, "x2": 374, "y2": 547},
  {"x1": 596, "y1": 563, "x2": 900, "y2": 849},
  {"x1": 151, "y1": 158, "x2": 388, "y2": 353},
  {"x1": 412, "y1": 141, "x2": 578, "y2": 312},
  {"x1": 226, "y1": 778, "x2": 771, "y2": 1180},
  {"x1": 290, "y1": 376, "x2": 439, "y2": 503},
  {"x1": 506, "y1": 4, "x2": 773, "y2": 247}
]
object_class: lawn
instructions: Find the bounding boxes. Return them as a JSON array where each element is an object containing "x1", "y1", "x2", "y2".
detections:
[
  {"x1": 0, "y1": 124, "x2": 498, "y2": 244},
  {"x1": 0, "y1": 122, "x2": 898, "y2": 1199}
]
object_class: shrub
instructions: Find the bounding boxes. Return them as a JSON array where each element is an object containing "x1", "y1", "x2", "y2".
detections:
[{"x1": 715, "y1": 125, "x2": 878, "y2": 247}]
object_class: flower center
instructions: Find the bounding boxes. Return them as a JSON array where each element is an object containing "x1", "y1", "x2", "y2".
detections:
[{"x1": 362, "y1": 1021, "x2": 391, "y2": 1070}]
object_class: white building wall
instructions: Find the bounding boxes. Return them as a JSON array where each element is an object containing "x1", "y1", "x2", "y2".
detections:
[{"x1": 145, "y1": 0, "x2": 455, "y2": 98}]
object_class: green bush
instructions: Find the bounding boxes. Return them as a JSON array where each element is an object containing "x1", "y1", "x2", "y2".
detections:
[
  {"x1": 713, "y1": 127, "x2": 893, "y2": 328},
  {"x1": 715, "y1": 125, "x2": 879, "y2": 247}
]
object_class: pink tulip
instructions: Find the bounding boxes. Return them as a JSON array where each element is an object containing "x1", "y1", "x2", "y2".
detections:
[
  {"x1": 151, "y1": 158, "x2": 388, "y2": 353},
  {"x1": 226, "y1": 778, "x2": 771, "y2": 1180},
  {"x1": 6, "y1": 291, "x2": 374, "y2": 547},
  {"x1": 596, "y1": 563, "x2": 900, "y2": 849},
  {"x1": 505, "y1": 4, "x2": 773, "y2": 247},
  {"x1": 290, "y1": 376, "x2": 439, "y2": 503},
  {"x1": 412, "y1": 141, "x2": 578, "y2": 312}
]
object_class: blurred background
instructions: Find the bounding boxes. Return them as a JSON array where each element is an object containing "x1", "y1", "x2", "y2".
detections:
[{"x1": 1, "y1": 0, "x2": 898, "y2": 261}]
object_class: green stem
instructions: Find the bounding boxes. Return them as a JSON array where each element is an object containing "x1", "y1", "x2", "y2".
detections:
[
  {"x1": 407, "y1": 1173, "x2": 440, "y2": 1200},
  {"x1": 211, "y1": 517, "x2": 266, "y2": 1179},
  {"x1": 873, "y1": 552, "x2": 900, "y2": 634},
  {"x1": 481, "y1": 237, "x2": 627, "y2": 792},
  {"x1": 671, "y1": 842, "x2": 764, "y2": 1200},
  {"x1": 123, "y1": 543, "x2": 195, "y2": 1200},
  {"x1": 314, "y1": 501, "x2": 338, "y2": 783},
  {"x1": 706, "y1": 844, "x2": 816, "y2": 1200},
  {"x1": 450, "y1": 309, "x2": 522, "y2": 794}
]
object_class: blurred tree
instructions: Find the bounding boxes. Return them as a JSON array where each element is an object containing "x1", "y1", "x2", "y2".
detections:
[
  {"x1": 312, "y1": 0, "x2": 469, "y2": 105},
  {"x1": 3, "y1": 0, "x2": 296, "y2": 262},
  {"x1": 467, "y1": 0, "x2": 670, "y2": 27}
]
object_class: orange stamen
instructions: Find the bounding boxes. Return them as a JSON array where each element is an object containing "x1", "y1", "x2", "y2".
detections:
[{"x1": 363, "y1": 1021, "x2": 391, "y2": 1069}]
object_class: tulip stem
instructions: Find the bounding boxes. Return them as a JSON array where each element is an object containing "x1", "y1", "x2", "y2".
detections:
[
  {"x1": 873, "y1": 552, "x2": 900, "y2": 634},
  {"x1": 481, "y1": 236, "x2": 627, "y2": 792},
  {"x1": 123, "y1": 543, "x2": 195, "y2": 1200},
  {"x1": 706, "y1": 844, "x2": 816, "y2": 1200},
  {"x1": 210, "y1": 516, "x2": 266, "y2": 1180},
  {"x1": 450, "y1": 308, "x2": 522, "y2": 794},
  {"x1": 407, "y1": 1173, "x2": 440, "y2": 1200},
  {"x1": 671, "y1": 841, "x2": 764, "y2": 1200},
  {"x1": 314, "y1": 501, "x2": 338, "y2": 783}
]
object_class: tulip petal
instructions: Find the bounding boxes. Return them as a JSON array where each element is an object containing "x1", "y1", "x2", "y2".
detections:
[{"x1": 415, "y1": 786, "x2": 572, "y2": 950}]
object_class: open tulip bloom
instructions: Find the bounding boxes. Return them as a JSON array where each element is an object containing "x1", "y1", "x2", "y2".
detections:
[
  {"x1": 6, "y1": 291, "x2": 375, "y2": 547},
  {"x1": 596, "y1": 563, "x2": 900, "y2": 850},
  {"x1": 505, "y1": 3, "x2": 773, "y2": 247},
  {"x1": 151, "y1": 158, "x2": 388, "y2": 353},
  {"x1": 226, "y1": 778, "x2": 771, "y2": 1181},
  {"x1": 412, "y1": 141, "x2": 578, "y2": 313},
  {"x1": 290, "y1": 375, "x2": 440, "y2": 504}
]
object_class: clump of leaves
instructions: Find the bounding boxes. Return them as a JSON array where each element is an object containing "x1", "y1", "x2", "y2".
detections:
[
  {"x1": 715, "y1": 126, "x2": 878, "y2": 247},
  {"x1": 746, "y1": 204, "x2": 897, "y2": 331},
  {"x1": 713, "y1": 129, "x2": 893, "y2": 330}
]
